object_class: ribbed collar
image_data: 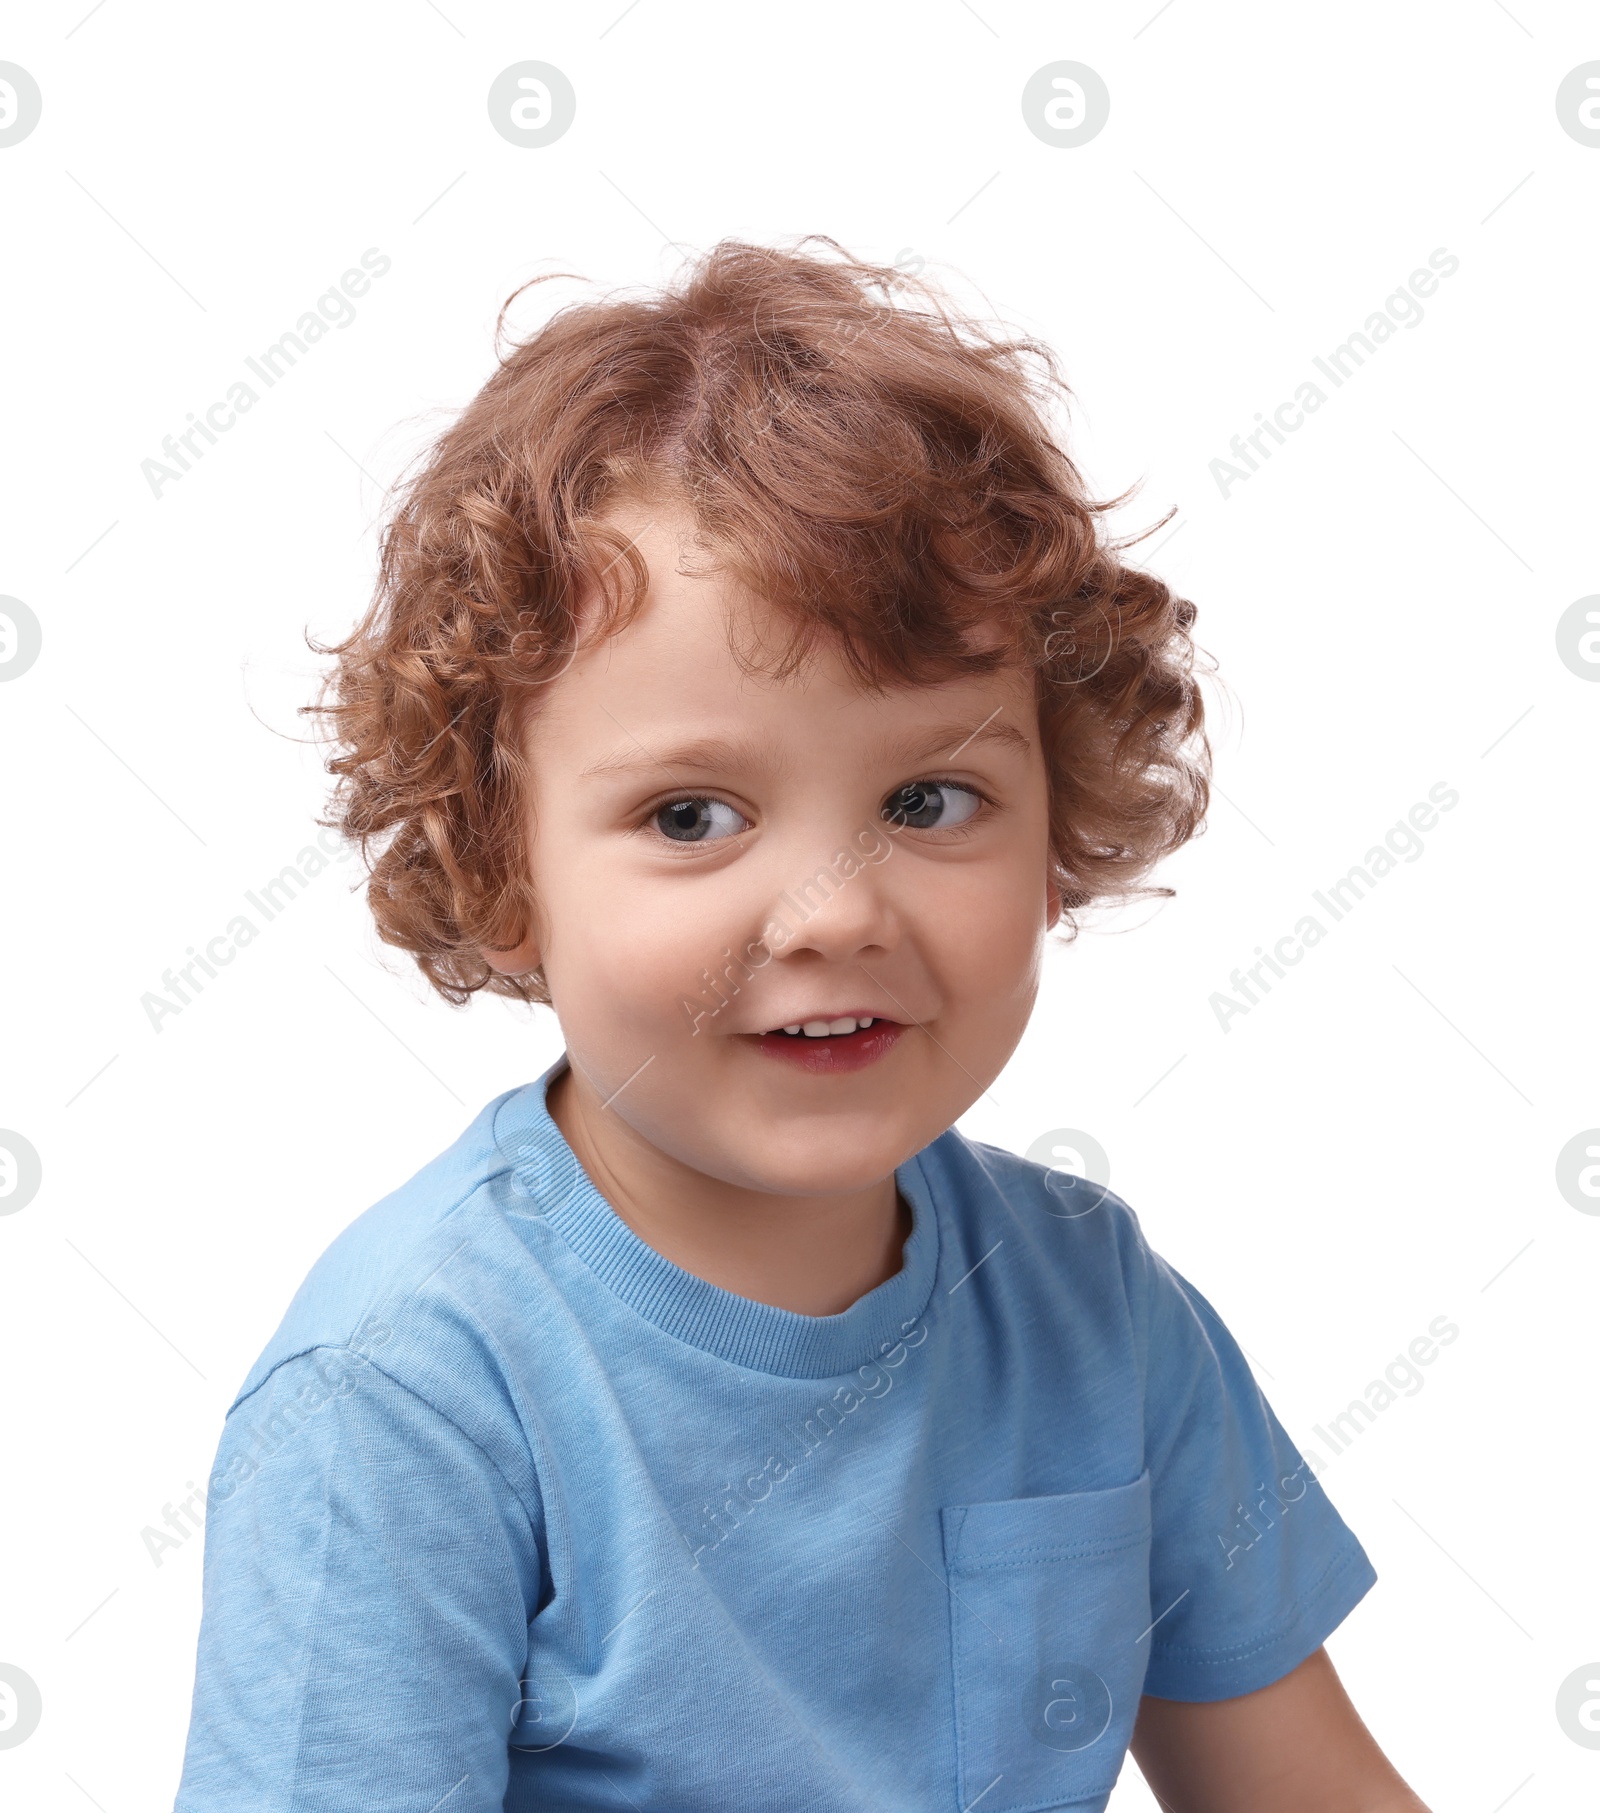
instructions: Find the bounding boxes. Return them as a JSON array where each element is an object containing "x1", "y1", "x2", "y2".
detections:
[{"x1": 496, "y1": 1055, "x2": 941, "y2": 1379}]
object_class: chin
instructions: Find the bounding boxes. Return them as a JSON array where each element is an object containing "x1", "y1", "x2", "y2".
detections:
[{"x1": 725, "y1": 1122, "x2": 920, "y2": 1199}]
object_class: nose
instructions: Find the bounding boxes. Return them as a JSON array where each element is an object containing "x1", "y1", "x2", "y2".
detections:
[{"x1": 762, "y1": 827, "x2": 902, "y2": 965}]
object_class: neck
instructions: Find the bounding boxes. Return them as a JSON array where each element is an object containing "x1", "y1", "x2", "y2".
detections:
[{"x1": 545, "y1": 1060, "x2": 911, "y2": 1316}]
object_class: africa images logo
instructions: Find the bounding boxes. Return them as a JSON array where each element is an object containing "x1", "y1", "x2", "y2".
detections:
[{"x1": 1209, "y1": 250, "x2": 1460, "y2": 499}]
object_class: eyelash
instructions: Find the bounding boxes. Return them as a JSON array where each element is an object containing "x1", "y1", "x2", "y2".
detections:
[
  {"x1": 635, "y1": 777, "x2": 993, "y2": 846},
  {"x1": 901, "y1": 775, "x2": 989, "y2": 811}
]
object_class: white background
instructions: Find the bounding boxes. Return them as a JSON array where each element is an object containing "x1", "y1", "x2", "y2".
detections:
[{"x1": 2, "y1": 2, "x2": 1596, "y2": 1808}]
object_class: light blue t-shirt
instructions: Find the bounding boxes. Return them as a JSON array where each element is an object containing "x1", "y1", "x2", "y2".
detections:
[{"x1": 174, "y1": 1056, "x2": 1375, "y2": 1813}]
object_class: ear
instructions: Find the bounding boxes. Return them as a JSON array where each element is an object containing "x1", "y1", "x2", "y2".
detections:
[{"x1": 481, "y1": 928, "x2": 541, "y2": 978}]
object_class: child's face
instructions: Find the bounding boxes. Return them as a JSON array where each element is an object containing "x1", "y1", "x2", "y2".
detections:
[{"x1": 495, "y1": 504, "x2": 1055, "y2": 1197}]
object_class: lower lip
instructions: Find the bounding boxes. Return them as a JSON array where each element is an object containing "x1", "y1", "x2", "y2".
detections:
[{"x1": 751, "y1": 1021, "x2": 908, "y2": 1074}]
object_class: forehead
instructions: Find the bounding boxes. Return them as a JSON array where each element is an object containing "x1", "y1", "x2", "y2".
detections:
[{"x1": 527, "y1": 511, "x2": 1038, "y2": 764}]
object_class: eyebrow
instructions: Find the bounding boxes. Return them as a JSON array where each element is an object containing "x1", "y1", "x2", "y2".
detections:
[{"x1": 576, "y1": 715, "x2": 1030, "y2": 784}]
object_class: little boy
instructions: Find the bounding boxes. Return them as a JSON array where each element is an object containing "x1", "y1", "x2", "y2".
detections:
[{"x1": 174, "y1": 239, "x2": 1430, "y2": 1811}]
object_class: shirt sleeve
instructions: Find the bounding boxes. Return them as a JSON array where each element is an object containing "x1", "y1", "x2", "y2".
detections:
[
  {"x1": 173, "y1": 1346, "x2": 543, "y2": 1812},
  {"x1": 1131, "y1": 1240, "x2": 1377, "y2": 1701}
]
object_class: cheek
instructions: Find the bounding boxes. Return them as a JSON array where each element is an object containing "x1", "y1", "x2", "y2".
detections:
[
  {"x1": 644, "y1": 907, "x2": 745, "y2": 1008},
  {"x1": 543, "y1": 864, "x2": 742, "y2": 1024},
  {"x1": 917, "y1": 856, "x2": 1046, "y2": 997}
]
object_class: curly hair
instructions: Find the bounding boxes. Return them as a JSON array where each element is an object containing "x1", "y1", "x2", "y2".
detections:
[{"x1": 304, "y1": 235, "x2": 1212, "y2": 1008}]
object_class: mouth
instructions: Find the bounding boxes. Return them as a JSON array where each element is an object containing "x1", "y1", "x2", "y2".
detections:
[
  {"x1": 764, "y1": 1013, "x2": 894, "y2": 1039},
  {"x1": 748, "y1": 1013, "x2": 908, "y2": 1074}
]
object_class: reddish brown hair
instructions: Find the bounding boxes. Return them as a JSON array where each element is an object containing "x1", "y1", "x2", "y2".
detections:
[{"x1": 305, "y1": 236, "x2": 1212, "y2": 1007}]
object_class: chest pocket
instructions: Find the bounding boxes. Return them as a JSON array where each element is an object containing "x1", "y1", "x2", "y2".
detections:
[{"x1": 940, "y1": 1471, "x2": 1153, "y2": 1812}]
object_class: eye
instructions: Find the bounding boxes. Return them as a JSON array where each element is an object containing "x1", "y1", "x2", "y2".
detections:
[
  {"x1": 651, "y1": 796, "x2": 750, "y2": 844},
  {"x1": 882, "y1": 780, "x2": 983, "y2": 832}
]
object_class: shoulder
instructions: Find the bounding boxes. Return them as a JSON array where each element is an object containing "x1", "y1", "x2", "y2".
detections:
[
  {"x1": 229, "y1": 1077, "x2": 549, "y2": 1419},
  {"x1": 917, "y1": 1124, "x2": 1155, "y2": 1273},
  {"x1": 913, "y1": 1131, "x2": 1224, "y2": 1363}
]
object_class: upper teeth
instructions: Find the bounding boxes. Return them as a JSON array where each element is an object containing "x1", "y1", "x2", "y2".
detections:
[{"x1": 779, "y1": 1017, "x2": 876, "y2": 1037}]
